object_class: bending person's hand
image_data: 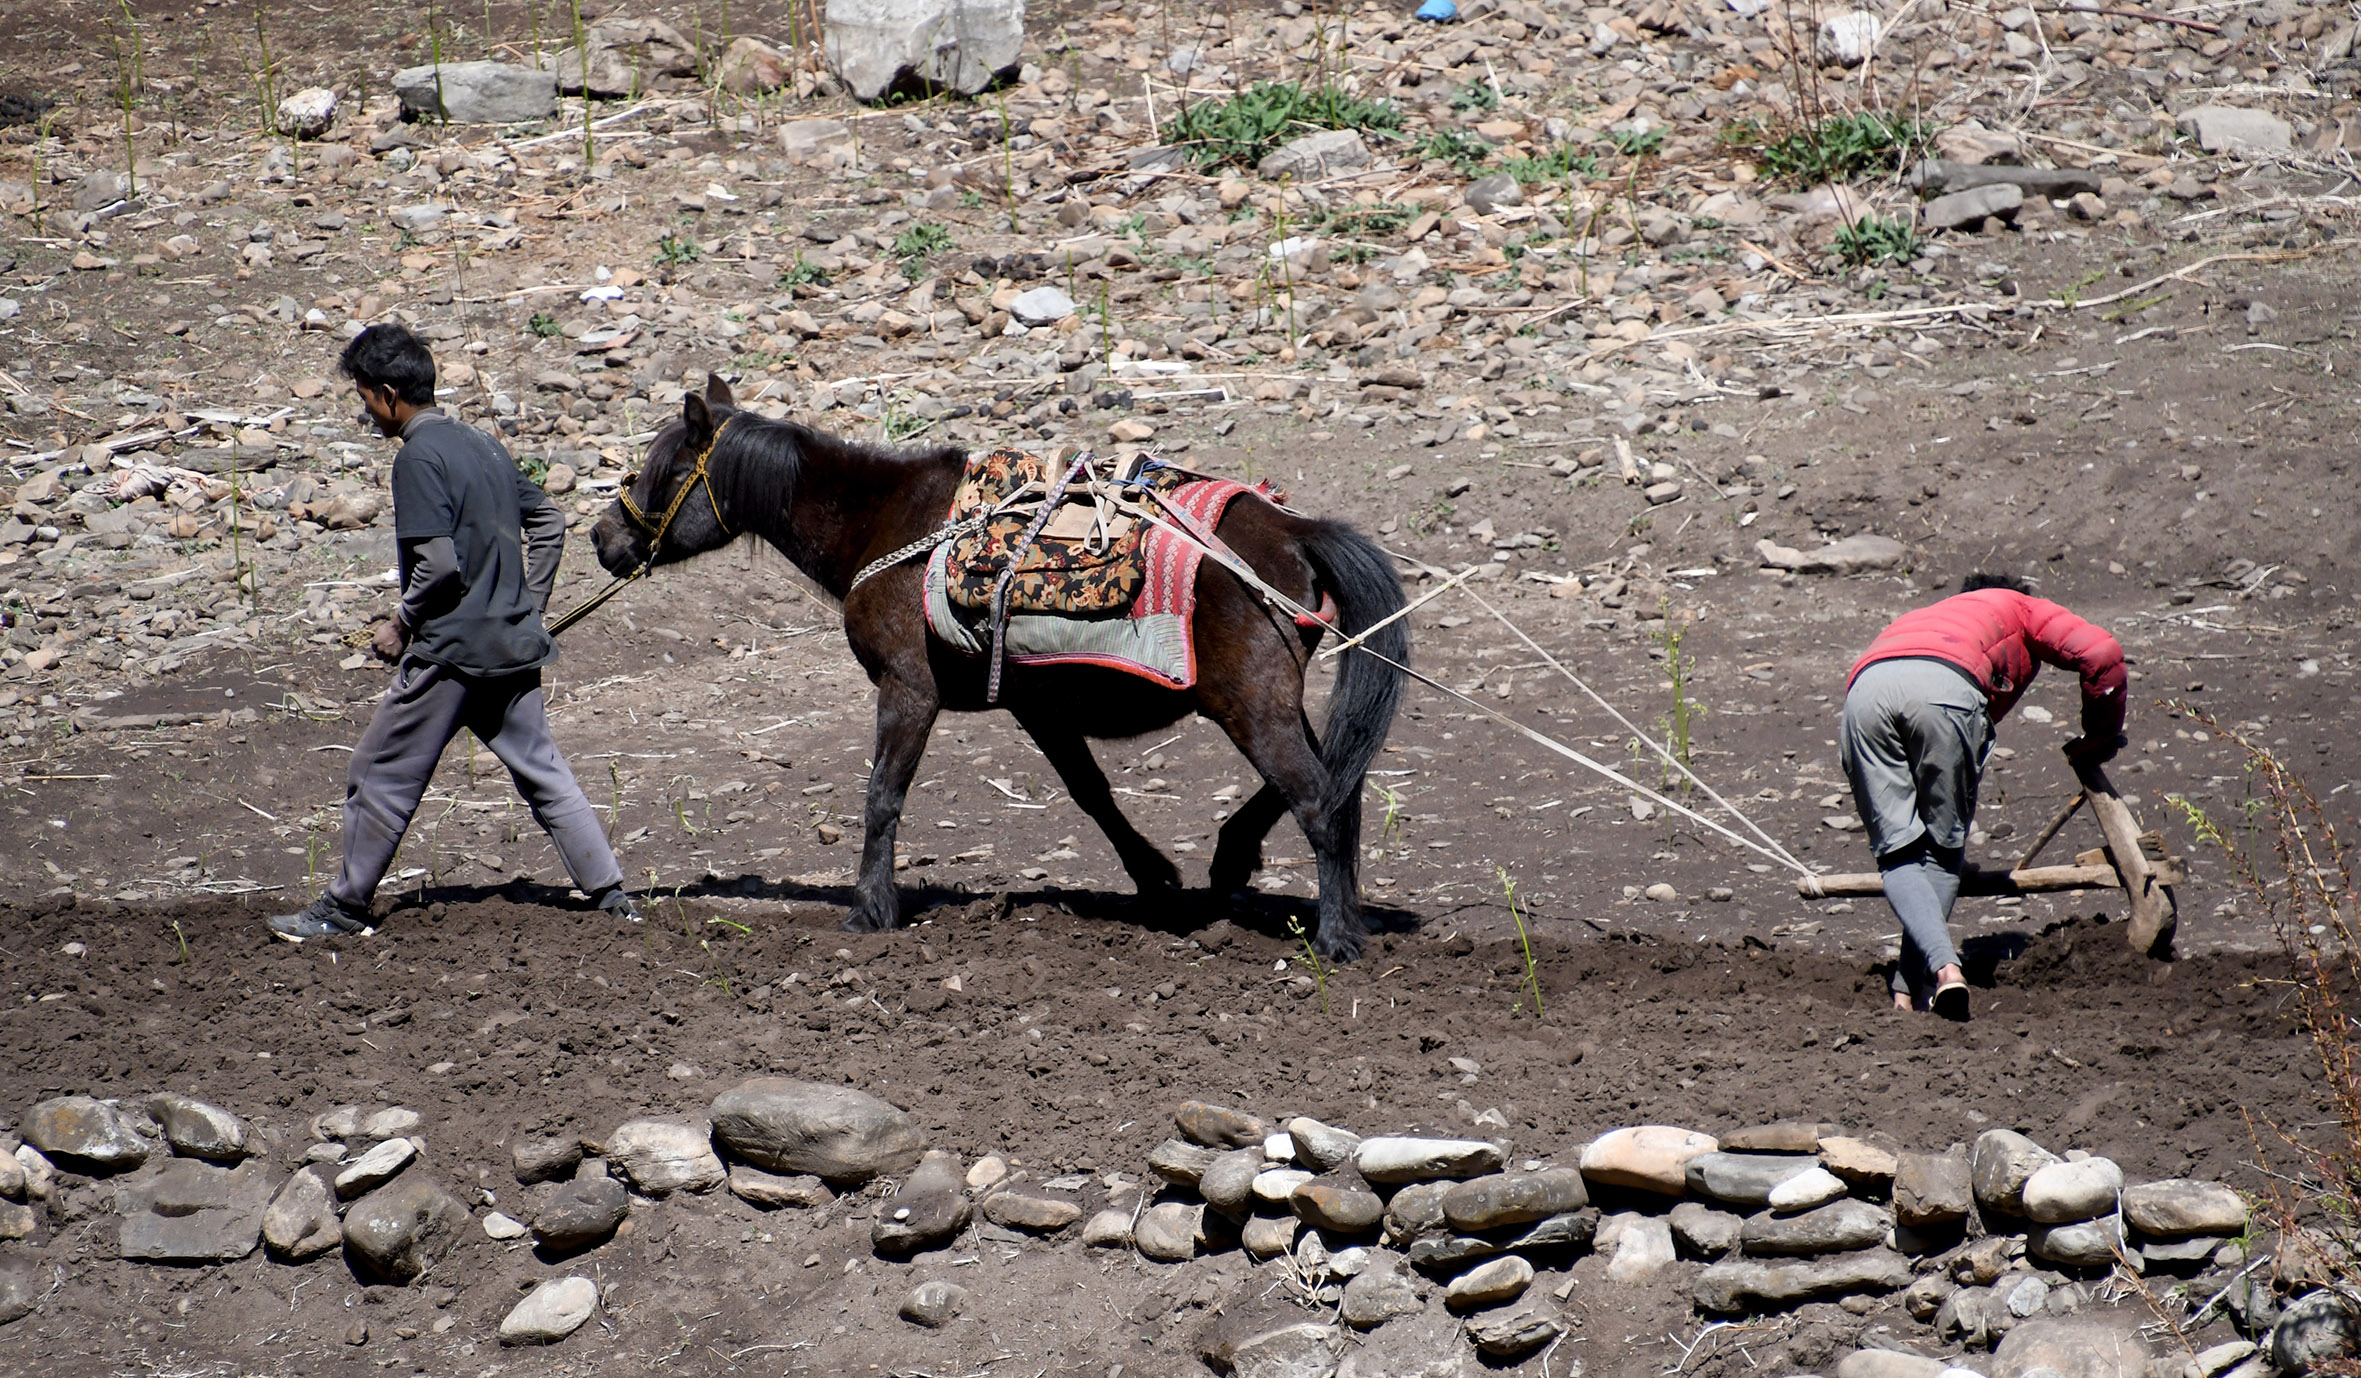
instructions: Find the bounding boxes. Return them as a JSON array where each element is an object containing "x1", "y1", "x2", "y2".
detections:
[
  {"x1": 370, "y1": 618, "x2": 409, "y2": 664},
  {"x1": 2063, "y1": 732, "x2": 2125, "y2": 767}
]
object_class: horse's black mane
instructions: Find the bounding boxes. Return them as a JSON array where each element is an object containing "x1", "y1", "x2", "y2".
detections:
[{"x1": 696, "y1": 410, "x2": 964, "y2": 540}]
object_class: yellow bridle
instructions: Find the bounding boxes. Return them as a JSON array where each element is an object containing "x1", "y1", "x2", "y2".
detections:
[{"x1": 617, "y1": 414, "x2": 736, "y2": 558}]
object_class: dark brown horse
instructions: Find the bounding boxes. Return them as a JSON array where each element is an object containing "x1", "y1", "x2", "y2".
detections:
[{"x1": 588, "y1": 378, "x2": 1408, "y2": 960}]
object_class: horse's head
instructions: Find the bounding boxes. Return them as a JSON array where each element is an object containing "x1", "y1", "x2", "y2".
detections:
[{"x1": 592, "y1": 374, "x2": 742, "y2": 576}]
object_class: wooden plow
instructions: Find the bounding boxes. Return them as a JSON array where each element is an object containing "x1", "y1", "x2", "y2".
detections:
[{"x1": 1797, "y1": 762, "x2": 2180, "y2": 957}]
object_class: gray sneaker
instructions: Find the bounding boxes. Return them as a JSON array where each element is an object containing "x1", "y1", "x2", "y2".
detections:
[
  {"x1": 593, "y1": 886, "x2": 644, "y2": 923},
  {"x1": 267, "y1": 894, "x2": 374, "y2": 942}
]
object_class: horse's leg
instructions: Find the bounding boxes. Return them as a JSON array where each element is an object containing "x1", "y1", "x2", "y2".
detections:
[
  {"x1": 1016, "y1": 714, "x2": 1183, "y2": 895},
  {"x1": 1200, "y1": 695, "x2": 1364, "y2": 963},
  {"x1": 848, "y1": 676, "x2": 939, "y2": 932}
]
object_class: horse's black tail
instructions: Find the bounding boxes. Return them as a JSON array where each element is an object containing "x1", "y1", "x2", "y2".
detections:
[{"x1": 1301, "y1": 520, "x2": 1408, "y2": 841}]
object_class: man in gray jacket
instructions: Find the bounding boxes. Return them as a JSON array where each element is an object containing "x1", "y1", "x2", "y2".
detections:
[{"x1": 268, "y1": 324, "x2": 641, "y2": 939}]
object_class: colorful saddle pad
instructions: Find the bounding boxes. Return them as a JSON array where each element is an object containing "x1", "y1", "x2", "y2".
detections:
[
  {"x1": 940, "y1": 448, "x2": 1196, "y2": 616},
  {"x1": 924, "y1": 465, "x2": 1271, "y2": 690}
]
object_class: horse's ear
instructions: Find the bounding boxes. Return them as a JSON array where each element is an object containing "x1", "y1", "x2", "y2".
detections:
[
  {"x1": 682, "y1": 391, "x2": 715, "y2": 449},
  {"x1": 705, "y1": 373, "x2": 736, "y2": 409}
]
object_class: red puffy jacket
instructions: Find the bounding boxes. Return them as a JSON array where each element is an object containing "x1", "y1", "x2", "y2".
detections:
[{"x1": 1849, "y1": 589, "x2": 2126, "y2": 741}]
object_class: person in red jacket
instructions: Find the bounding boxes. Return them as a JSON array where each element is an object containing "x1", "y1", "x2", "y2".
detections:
[{"x1": 1841, "y1": 573, "x2": 2127, "y2": 1019}]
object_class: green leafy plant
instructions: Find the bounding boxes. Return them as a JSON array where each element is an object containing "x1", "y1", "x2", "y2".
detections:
[
  {"x1": 1833, "y1": 213, "x2": 1923, "y2": 267},
  {"x1": 1321, "y1": 202, "x2": 1416, "y2": 237},
  {"x1": 1285, "y1": 914, "x2": 1330, "y2": 1015},
  {"x1": 777, "y1": 254, "x2": 830, "y2": 290},
  {"x1": 1730, "y1": 111, "x2": 1926, "y2": 188},
  {"x1": 1649, "y1": 612, "x2": 1706, "y2": 792},
  {"x1": 529, "y1": 311, "x2": 561, "y2": 337},
  {"x1": 1608, "y1": 125, "x2": 1666, "y2": 158},
  {"x1": 1500, "y1": 145, "x2": 1597, "y2": 187},
  {"x1": 1163, "y1": 80, "x2": 1403, "y2": 170},
  {"x1": 169, "y1": 919, "x2": 192, "y2": 967},
  {"x1": 1372, "y1": 780, "x2": 1405, "y2": 849},
  {"x1": 1419, "y1": 127, "x2": 1493, "y2": 176},
  {"x1": 655, "y1": 233, "x2": 702, "y2": 268},
  {"x1": 1498, "y1": 868, "x2": 1544, "y2": 1018},
  {"x1": 1449, "y1": 79, "x2": 1499, "y2": 114},
  {"x1": 891, "y1": 221, "x2": 955, "y2": 279}
]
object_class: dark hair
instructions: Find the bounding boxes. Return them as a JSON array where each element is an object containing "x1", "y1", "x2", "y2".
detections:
[
  {"x1": 1961, "y1": 571, "x2": 2032, "y2": 595},
  {"x1": 338, "y1": 323, "x2": 436, "y2": 406}
]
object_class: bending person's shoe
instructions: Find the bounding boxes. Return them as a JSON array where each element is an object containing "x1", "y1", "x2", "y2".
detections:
[
  {"x1": 592, "y1": 885, "x2": 644, "y2": 923},
  {"x1": 1932, "y1": 979, "x2": 1971, "y2": 1021},
  {"x1": 267, "y1": 894, "x2": 375, "y2": 942}
]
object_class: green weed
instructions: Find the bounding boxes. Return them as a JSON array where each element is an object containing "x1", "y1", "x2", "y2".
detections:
[
  {"x1": 1649, "y1": 612, "x2": 1706, "y2": 792},
  {"x1": 777, "y1": 254, "x2": 830, "y2": 290},
  {"x1": 1285, "y1": 914, "x2": 1330, "y2": 1015},
  {"x1": 1833, "y1": 213, "x2": 1923, "y2": 267},
  {"x1": 1320, "y1": 202, "x2": 1416, "y2": 237},
  {"x1": 1730, "y1": 112, "x2": 1925, "y2": 187},
  {"x1": 1609, "y1": 125, "x2": 1667, "y2": 158},
  {"x1": 1500, "y1": 145, "x2": 1597, "y2": 186},
  {"x1": 891, "y1": 221, "x2": 955, "y2": 279},
  {"x1": 529, "y1": 311, "x2": 561, "y2": 337},
  {"x1": 655, "y1": 233, "x2": 702, "y2": 268},
  {"x1": 1163, "y1": 81, "x2": 1402, "y2": 170},
  {"x1": 1449, "y1": 79, "x2": 1499, "y2": 115},
  {"x1": 1498, "y1": 868, "x2": 1544, "y2": 1018},
  {"x1": 1420, "y1": 128, "x2": 1493, "y2": 176}
]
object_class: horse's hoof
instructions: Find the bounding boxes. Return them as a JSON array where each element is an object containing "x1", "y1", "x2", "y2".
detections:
[
  {"x1": 1131, "y1": 862, "x2": 1184, "y2": 896},
  {"x1": 1207, "y1": 858, "x2": 1259, "y2": 894},
  {"x1": 842, "y1": 909, "x2": 891, "y2": 934},
  {"x1": 1314, "y1": 930, "x2": 1366, "y2": 965}
]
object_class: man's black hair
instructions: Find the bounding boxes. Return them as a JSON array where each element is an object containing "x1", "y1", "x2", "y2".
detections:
[
  {"x1": 338, "y1": 323, "x2": 437, "y2": 406},
  {"x1": 1961, "y1": 571, "x2": 2032, "y2": 595}
]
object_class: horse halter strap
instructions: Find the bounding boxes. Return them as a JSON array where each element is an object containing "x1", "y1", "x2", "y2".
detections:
[{"x1": 619, "y1": 415, "x2": 736, "y2": 563}]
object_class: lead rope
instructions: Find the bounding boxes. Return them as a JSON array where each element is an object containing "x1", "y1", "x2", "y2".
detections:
[{"x1": 986, "y1": 454, "x2": 1091, "y2": 703}]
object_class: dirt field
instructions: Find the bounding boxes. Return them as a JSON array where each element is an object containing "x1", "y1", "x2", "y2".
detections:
[{"x1": 2, "y1": 0, "x2": 2359, "y2": 1371}]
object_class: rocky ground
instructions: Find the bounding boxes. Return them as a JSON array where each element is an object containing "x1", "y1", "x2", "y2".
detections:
[{"x1": 0, "y1": 0, "x2": 2359, "y2": 1372}]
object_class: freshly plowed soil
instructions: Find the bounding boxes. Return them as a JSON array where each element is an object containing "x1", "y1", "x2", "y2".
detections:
[{"x1": 0, "y1": 891, "x2": 2302, "y2": 1376}]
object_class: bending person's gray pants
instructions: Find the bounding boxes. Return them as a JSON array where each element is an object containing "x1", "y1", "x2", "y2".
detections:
[
  {"x1": 1840, "y1": 657, "x2": 1992, "y2": 1000},
  {"x1": 330, "y1": 658, "x2": 621, "y2": 909}
]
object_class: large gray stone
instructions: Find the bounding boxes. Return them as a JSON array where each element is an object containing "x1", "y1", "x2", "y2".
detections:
[
  {"x1": 1741, "y1": 1198, "x2": 1891, "y2": 1256},
  {"x1": 262, "y1": 1166, "x2": 341, "y2": 1261},
  {"x1": 779, "y1": 118, "x2": 858, "y2": 170},
  {"x1": 872, "y1": 1149, "x2": 969, "y2": 1255},
  {"x1": 980, "y1": 1190, "x2": 1082, "y2": 1233},
  {"x1": 606, "y1": 1119, "x2": 724, "y2": 1197},
  {"x1": 1200, "y1": 1148, "x2": 1267, "y2": 1217},
  {"x1": 391, "y1": 62, "x2": 559, "y2": 124},
  {"x1": 335, "y1": 1137, "x2": 417, "y2": 1199},
  {"x1": 2022, "y1": 1157, "x2": 2123, "y2": 1224},
  {"x1": 531, "y1": 1176, "x2": 628, "y2": 1254},
  {"x1": 1670, "y1": 1201, "x2": 1743, "y2": 1258},
  {"x1": 2176, "y1": 105, "x2": 2293, "y2": 156},
  {"x1": 23, "y1": 1096, "x2": 156, "y2": 1173},
  {"x1": 2122, "y1": 1179, "x2": 2248, "y2": 1238},
  {"x1": 2026, "y1": 1212, "x2": 2133, "y2": 1270},
  {"x1": 1442, "y1": 1169, "x2": 1586, "y2": 1232},
  {"x1": 1756, "y1": 533, "x2": 1910, "y2": 576},
  {"x1": 540, "y1": 17, "x2": 700, "y2": 97},
  {"x1": 1922, "y1": 182, "x2": 2023, "y2": 231},
  {"x1": 1685, "y1": 1151, "x2": 1821, "y2": 1209},
  {"x1": 1971, "y1": 1130, "x2": 2057, "y2": 1217},
  {"x1": 1694, "y1": 1247, "x2": 1916, "y2": 1313},
  {"x1": 1293, "y1": 1178, "x2": 1385, "y2": 1235},
  {"x1": 1580, "y1": 1125, "x2": 1717, "y2": 1194},
  {"x1": 1199, "y1": 1307, "x2": 1342, "y2": 1378},
  {"x1": 1259, "y1": 129, "x2": 1372, "y2": 182},
  {"x1": 1336, "y1": 1304, "x2": 1473, "y2": 1378},
  {"x1": 1989, "y1": 1313, "x2": 2152, "y2": 1378},
  {"x1": 824, "y1": 0, "x2": 1025, "y2": 103},
  {"x1": 1835, "y1": 1353, "x2": 1947, "y2": 1378},
  {"x1": 500, "y1": 1276, "x2": 598, "y2": 1346},
  {"x1": 1176, "y1": 1101, "x2": 1270, "y2": 1149},
  {"x1": 1288, "y1": 1118, "x2": 1361, "y2": 1173},
  {"x1": 1462, "y1": 1304, "x2": 1562, "y2": 1359},
  {"x1": 116, "y1": 1159, "x2": 271, "y2": 1262},
  {"x1": 1384, "y1": 1181, "x2": 1452, "y2": 1247},
  {"x1": 709, "y1": 1079, "x2": 922, "y2": 1184},
  {"x1": 1340, "y1": 1257, "x2": 1425, "y2": 1329},
  {"x1": 1462, "y1": 174, "x2": 1524, "y2": 217},
  {"x1": 1008, "y1": 286, "x2": 1078, "y2": 329},
  {"x1": 1443, "y1": 1255, "x2": 1531, "y2": 1311},
  {"x1": 1135, "y1": 1202, "x2": 1201, "y2": 1262},
  {"x1": 1408, "y1": 1210, "x2": 1597, "y2": 1273},
  {"x1": 342, "y1": 1176, "x2": 467, "y2": 1283},
  {"x1": 144, "y1": 1094, "x2": 247, "y2": 1163},
  {"x1": 899, "y1": 1278, "x2": 966, "y2": 1327},
  {"x1": 1355, "y1": 1137, "x2": 1503, "y2": 1186},
  {"x1": 1606, "y1": 1213, "x2": 1677, "y2": 1282},
  {"x1": 1148, "y1": 1138, "x2": 1220, "y2": 1188},
  {"x1": 2272, "y1": 1290, "x2": 2361, "y2": 1374},
  {"x1": 513, "y1": 1135, "x2": 584, "y2": 1185},
  {"x1": 0, "y1": 1258, "x2": 34, "y2": 1325},
  {"x1": 1894, "y1": 1151, "x2": 1972, "y2": 1226}
]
